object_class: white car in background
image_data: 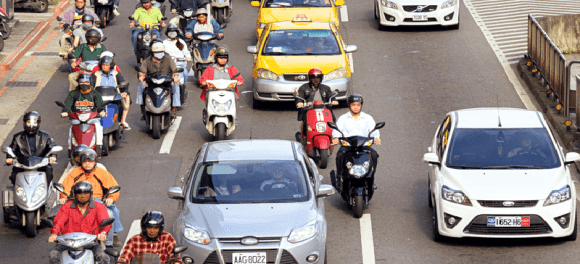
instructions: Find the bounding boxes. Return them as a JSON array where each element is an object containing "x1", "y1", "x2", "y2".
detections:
[
  {"x1": 375, "y1": 0, "x2": 460, "y2": 29},
  {"x1": 423, "y1": 108, "x2": 580, "y2": 241}
]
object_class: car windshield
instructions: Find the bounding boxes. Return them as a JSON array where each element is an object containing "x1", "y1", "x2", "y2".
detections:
[
  {"x1": 446, "y1": 128, "x2": 560, "y2": 169},
  {"x1": 262, "y1": 30, "x2": 341, "y2": 55},
  {"x1": 191, "y1": 160, "x2": 309, "y2": 204},
  {"x1": 265, "y1": 0, "x2": 331, "y2": 8}
]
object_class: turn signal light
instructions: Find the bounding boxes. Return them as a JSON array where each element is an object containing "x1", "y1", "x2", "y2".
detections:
[
  {"x1": 556, "y1": 104, "x2": 563, "y2": 111},
  {"x1": 208, "y1": 83, "x2": 216, "y2": 88}
]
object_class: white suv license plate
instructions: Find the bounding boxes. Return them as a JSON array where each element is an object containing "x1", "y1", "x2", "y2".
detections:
[
  {"x1": 412, "y1": 14, "x2": 428, "y2": 21},
  {"x1": 487, "y1": 216, "x2": 530, "y2": 227},
  {"x1": 232, "y1": 252, "x2": 267, "y2": 264}
]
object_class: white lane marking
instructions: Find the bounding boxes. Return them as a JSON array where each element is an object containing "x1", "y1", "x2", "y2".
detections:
[
  {"x1": 121, "y1": 219, "x2": 142, "y2": 254},
  {"x1": 241, "y1": 91, "x2": 252, "y2": 94},
  {"x1": 160, "y1": 116, "x2": 182, "y2": 154},
  {"x1": 360, "y1": 214, "x2": 375, "y2": 264},
  {"x1": 348, "y1": 53, "x2": 354, "y2": 73},
  {"x1": 340, "y1": 6, "x2": 349, "y2": 22}
]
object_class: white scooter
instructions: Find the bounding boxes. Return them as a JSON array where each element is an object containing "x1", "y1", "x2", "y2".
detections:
[
  {"x1": 203, "y1": 79, "x2": 237, "y2": 140},
  {"x1": 210, "y1": 0, "x2": 232, "y2": 25},
  {"x1": 2, "y1": 145, "x2": 63, "y2": 237}
]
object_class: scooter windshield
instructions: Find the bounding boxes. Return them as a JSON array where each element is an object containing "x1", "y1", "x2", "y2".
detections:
[
  {"x1": 16, "y1": 156, "x2": 45, "y2": 168},
  {"x1": 130, "y1": 253, "x2": 162, "y2": 264},
  {"x1": 194, "y1": 32, "x2": 215, "y2": 41},
  {"x1": 344, "y1": 136, "x2": 373, "y2": 148}
]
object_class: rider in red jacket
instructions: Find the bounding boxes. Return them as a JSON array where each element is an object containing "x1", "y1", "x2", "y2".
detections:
[{"x1": 199, "y1": 47, "x2": 243, "y2": 101}]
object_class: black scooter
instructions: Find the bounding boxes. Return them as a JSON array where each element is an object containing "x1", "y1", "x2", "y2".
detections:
[
  {"x1": 142, "y1": 69, "x2": 183, "y2": 139},
  {"x1": 94, "y1": 0, "x2": 116, "y2": 28},
  {"x1": 328, "y1": 121, "x2": 385, "y2": 218},
  {"x1": 129, "y1": 15, "x2": 167, "y2": 64}
]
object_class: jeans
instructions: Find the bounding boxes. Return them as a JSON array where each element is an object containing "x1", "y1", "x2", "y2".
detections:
[
  {"x1": 136, "y1": 82, "x2": 181, "y2": 107},
  {"x1": 176, "y1": 62, "x2": 188, "y2": 85},
  {"x1": 131, "y1": 28, "x2": 161, "y2": 55},
  {"x1": 50, "y1": 244, "x2": 109, "y2": 264},
  {"x1": 93, "y1": 198, "x2": 123, "y2": 246}
]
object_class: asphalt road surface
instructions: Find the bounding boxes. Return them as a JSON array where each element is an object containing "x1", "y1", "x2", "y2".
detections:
[{"x1": 1, "y1": 1, "x2": 579, "y2": 263}]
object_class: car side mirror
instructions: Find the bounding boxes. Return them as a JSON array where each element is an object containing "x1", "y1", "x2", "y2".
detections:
[
  {"x1": 316, "y1": 185, "x2": 335, "y2": 198},
  {"x1": 345, "y1": 45, "x2": 357, "y2": 53},
  {"x1": 173, "y1": 245, "x2": 188, "y2": 254},
  {"x1": 423, "y1": 153, "x2": 440, "y2": 166},
  {"x1": 247, "y1": 46, "x2": 258, "y2": 54},
  {"x1": 168, "y1": 187, "x2": 185, "y2": 200},
  {"x1": 565, "y1": 152, "x2": 580, "y2": 165},
  {"x1": 100, "y1": 218, "x2": 115, "y2": 227},
  {"x1": 335, "y1": 0, "x2": 345, "y2": 6},
  {"x1": 250, "y1": 1, "x2": 260, "y2": 7}
]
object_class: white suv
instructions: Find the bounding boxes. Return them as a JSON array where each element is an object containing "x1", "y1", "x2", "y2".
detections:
[{"x1": 375, "y1": 0, "x2": 460, "y2": 29}]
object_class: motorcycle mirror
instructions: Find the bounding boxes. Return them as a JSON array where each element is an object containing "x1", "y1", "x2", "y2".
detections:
[
  {"x1": 55, "y1": 101, "x2": 65, "y2": 107},
  {"x1": 54, "y1": 183, "x2": 66, "y2": 194},
  {"x1": 161, "y1": 16, "x2": 168, "y2": 20},
  {"x1": 173, "y1": 245, "x2": 188, "y2": 254},
  {"x1": 105, "y1": 248, "x2": 120, "y2": 258},
  {"x1": 220, "y1": 23, "x2": 227, "y2": 29},
  {"x1": 119, "y1": 81, "x2": 130, "y2": 87},
  {"x1": 48, "y1": 146, "x2": 64, "y2": 155},
  {"x1": 99, "y1": 218, "x2": 115, "y2": 227},
  {"x1": 68, "y1": 52, "x2": 76, "y2": 59},
  {"x1": 374, "y1": 122, "x2": 386, "y2": 130},
  {"x1": 198, "y1": 1, "x2": 209, "y2": 8},
  {"x1": 56, "y1": 16, "x2": 62, "y2": 21},
  {"x1": 101, "y1": 36, "x2": 107, "y2": 42},
  {"x1": 134, "y1": 66, "x2": 141, "y2": 72},
  {"x1": 327, "y1": 122, "x2": 338, "y2": 130},
  {"x1": 175, "y1": 67, "x2": 184, "y2": 73},
  {"x1": 2, "y1": 147, "x2": 16, "y2": 158},
  {"x1": 167, "y1": 0, "x2": 177, "y2": 6},
  {"x1": 41, "y1": 218, "x2": 54, "y2": 228},
  {"x1": 108, "y1": 185, "x2": 121, "y2": 195},
  {"x1": 128, "y1": 16, "x2": 134, "y2": 20}
]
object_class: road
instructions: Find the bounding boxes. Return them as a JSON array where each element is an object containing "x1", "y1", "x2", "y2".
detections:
[{"x1": 1, "y1": 0, "x2": 580, "y2": 263}]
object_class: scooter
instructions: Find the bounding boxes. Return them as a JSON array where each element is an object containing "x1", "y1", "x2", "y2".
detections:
[
  {"x1": 188, "y1": 23, "x2": 226, "y2": 79},
  {"x1": 0, "y1": 7, "x2": 11, "y2": 40},
  {"x1": 328, "y1": 121, "x2": 385, "y2": 218},
  {"x1": 2, "y1": 145, "x2": 63, "y2": 237},
  {"x1": 295, "y1": 91, "x2": 338, "y2": 169},
  {"x1": 142, "y1": 69, "x2": 184, "y2": 139},
  {"x1": 129, "y1": 16, "x2": 166, "y2": 64},
  {"x1": 95, "y1": 82, "x2": 128, "y2": 156},
  {"x1": 203, "y1": 79, "x2": 238, "y2": 140},
  {"x1": 94, "y1": 0, "x2": 116, "y2": 28},
  {"x1": 55, "y1": 101, "x2": 101, "y2": 164},
  {"x1": 167, "y1": 0, "x2": 196, "y2": 33},
  {"x1": 15, "y1": 0, "x2": 48, "y2": 13},
  {"x1": 107, "y1": 245, "x2": 189, "y2": 264},
  {"x1": 56, "y1": 15, "x2": 83, "y2": 60},
  {"x1": 210, "y1": 0, "x2": 232, "y2": 25}
]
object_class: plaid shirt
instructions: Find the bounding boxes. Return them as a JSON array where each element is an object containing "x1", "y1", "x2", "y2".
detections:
[{"x1": 119, "y1": 232, "x2": 180, "y2": 264}]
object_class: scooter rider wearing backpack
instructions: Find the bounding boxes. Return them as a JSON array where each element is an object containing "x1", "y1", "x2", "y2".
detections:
[
  {"x1": 59, "y1": 149, "x2": 123, "y2": 247},
  {"x1": 91, "y1": 55, "x2": 132, "y2": 130}
]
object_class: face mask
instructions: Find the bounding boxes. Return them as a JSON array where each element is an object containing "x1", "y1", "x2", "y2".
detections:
[
  {"x1": 154, "y1": 53, "x2": 165, "y2": 59},
  {"x1": 82, "y1": 23, "x2": 92, "y2": 29},
  {"x1": 76, "y1": 8, "x2": 84, "y2": 13},
  {"x1": 79, "y1": 84, "x2": 91, "y2": 92},
  {"x1": 168, "y1": 32, "x2": 178, "y2": 39}
]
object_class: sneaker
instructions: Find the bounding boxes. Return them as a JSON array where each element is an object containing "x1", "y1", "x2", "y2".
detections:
[
  {"x1": 121, "y1": 122, "x2": 131, "y2": 131},
  {"x1": 113, "y1": 234, "x2": 122, "y2": 247},
  {"x1": 113, "y1": 7, "x2": 120, "y2": 16},
  {"x1": 171, "y1": 107, "x2": 177, "y2": 115}
]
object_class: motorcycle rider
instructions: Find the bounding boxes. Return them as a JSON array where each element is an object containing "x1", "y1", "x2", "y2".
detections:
[
  {"x1": 130, "y1": 0, "x2": 165, "y2": 59},
  {"x1": 61, "y1": 73, "x2": 106, "y2": 153},
  {"x1": 199, "y1": 47, "x2": 243, "y2": 101},
  {"x1": 5, "y1": 111, "x2": 57, "y2": 186},
  {"x1": 71, "y1": 145, "x2": 107, "y2": 169},
  {"x1": 137, "y1": 41, "x2": 181, "y2": 116},
  {"x1": 59, "y1": 0, "x2": 99, "y2": 59},
  {"x1": 119, "y1": 211, "x2": 182, "y2": 264},
  {"x1": 69, "y1": 29, "x2": 107, "y2": 90},
  {"x1": 72, "y1": 14, "x2": 104, "y2": 48},
  {"x1": 48, "y1": 181, "x2": 111, "y2": 264},
  {"x1": 163, "y1": 23, "x2": 191, "y2": 97},
  {"x1": 332, "y1": 94, "x2": 381, "y2": 174},
  {"x1": 59, "y1": 149, "x2": 123, "y2": 247},
  {"x1": 184, "y1": 8, "x2": 223, "y2": 40},
  {"x1": 295, "y1": 68, "x2": 338, "y2": 144},
  {"x1": 91, "y1": 54, "x2": 132, "y2": 130},
  {"x1": 170, "y1": 0, "x2": 201, "y2": 14}
]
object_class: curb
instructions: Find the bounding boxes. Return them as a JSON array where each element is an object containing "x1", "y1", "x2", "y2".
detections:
[{"x1": 0, "y1": 0, "x2": 71, "y2": 79}]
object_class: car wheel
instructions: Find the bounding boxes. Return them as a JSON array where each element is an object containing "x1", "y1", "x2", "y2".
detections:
[
  {"x1": 252, "y1": 96, "x2": 262, "y2": 109},
  {"x1": 432, "y1": 203, "x2": 442, "y2": 242},
  {"x1": 427, "y1": 178, "x2": 433, "y2": 208},
  {"x1": 374, "y1": 2, "x2": 378, "y2": 19},
  {"x1": 449, "y1": 22, "x2": 459, "y2": 30},
  {"x1": 566, "y1": 210, "x2": 577, "y2": 241},
  {"x1": 324, "y1": 246, "x2": 328, "y2": 264}
]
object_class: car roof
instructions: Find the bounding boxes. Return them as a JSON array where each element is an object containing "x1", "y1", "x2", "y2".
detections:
[
  {"x1": 205, "y1": 140, "x2": 297, "y2": 162},
  {"x1": 270, "y1": 21, "x2": 332, "y2": 30},
  {"x1": 454, "y1": 108, "x2": 544, "y2": 129}
]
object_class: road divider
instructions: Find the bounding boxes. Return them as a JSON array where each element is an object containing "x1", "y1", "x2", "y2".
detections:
[
  {"x1": 160, "y1": 116, "x2": 182, "y2": 154},
  {"x1": 360, "y1": 213, "x2": 375, "y2": 264}
]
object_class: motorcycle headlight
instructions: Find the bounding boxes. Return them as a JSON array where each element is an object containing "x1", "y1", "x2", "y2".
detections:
[
  {"x1": 346, "y1": 162, "x2": 353, "y2": 169},
  {"x1": 32, "y1": 184, "x2": 46, "y2": 202},
  {"x1": 341, "y1": 140, "x2": 350, "y2": 147},
  {"x1": 364, "y1": 140, "x2": 373, "y2": 147},
  {"x1": 212, "y1": 100, "x2": 232, "y2": 113},
  {"x1": 78, "y1": 113, "x2": 91, "y2": 122},
  {"x1": 258, "y1": 22, "x2": 267, "y2": 29},
  {"x1": 316, "y1": 122, "x2": 326, "y2": 132},
  {"x1": 144, "y1": 34, "x2": 151, "y2": 41},
  {"x1": 441, "y1": 0, "x2": 457, "y2": 9},
  {"x1": 184, "y1": 10, "x2": 193, "y2": 17},
  {"x1": 256, "y1": 68, "x2": 279, "y2": 81},
  {"x1": 325, "y1": 68, "x2": 347, "y2": 81},
  {"x1": 64, "y1": 238, "x2": 90, "y2": 248},
  {"x1": 183, "y1": 225, "x2": 211, "y2": 245},
  {"x1": 288, "y1": 221, "x2": 317, "y2": 243},
  {"x1": 153, "y1": 87, "x2": 164, "y2": 95},
  {"x1": 381, "y1": 0, "x2": 398, "y2": 9},
  {"x1": 349, "y1": 165, "x2": 367, "y2": 177},
  {"x1": 152, "y1": 79, "x2": 165, "y2": 85},
  {"x1": 15, "y1": 185, "x2": 26, "y2": 202},
  {"x1": 441, "y1": 185, "x2": 472, "y2": 206},
  {"x1": 544, "y1": 185, "x2": 571, "y2": 206},
  {"x1": 362, "y1": 161, "x2": 370, "y2": 169}
]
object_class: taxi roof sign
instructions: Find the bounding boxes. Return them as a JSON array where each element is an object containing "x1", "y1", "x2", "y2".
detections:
[{"x1": 293, "y1": 14, "x2": 312, "y2": 22}]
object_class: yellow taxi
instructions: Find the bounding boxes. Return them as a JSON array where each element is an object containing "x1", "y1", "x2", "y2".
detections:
[
  {"x1": 246, "y1": 14, "x2": 357, "y2": 107},
  {"x1": 251, "y1": 0, "x2": 345, "y2": 39}
]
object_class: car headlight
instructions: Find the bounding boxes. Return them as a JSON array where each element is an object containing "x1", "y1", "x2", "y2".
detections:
[
  {"x1": 288, "y1": 221, "x2": 317, "y2": 243},
  {"x1": 256, "y1": 68, "x2": 279, "y2": 81},
  {"x1": 441, "y1": 0, "x2": 457, "y2": 9},
  {"x1": 78, "y1": 113, "x2": 91, "y2": 122},
  {"x1": 544, "y1": 185, "x2": 571, "y2": 206},
  {"x1": 182, "y1": 225, "x2": 211, "y2": 245},
  {"x1": 258, "y1": 22, "x2": 267, "y2": 29},
  {"x1": 341, "y1": 140, "x2": 350, "y2": 147},
  {"x1": 441, "y1": 185, "x2": 472, "y2": 206},
  {"x1": 32, "y1": 184, "x2": 46, "y2": 202},
  {"x1": 381, "y1": 0, "x2": 398, "y2": 9},
  {"x1": 349, "y1": 165, "x2": 367, "y2": 177},
  {"x1": 325, "y1": 68, "x2": 347, "y2": 81},
  {"x1": 15, "y1": 185, "x2": 26, "y2": 202},
  {"x1": 316, "y1": 122, "x2": 326, "y2": 132}
]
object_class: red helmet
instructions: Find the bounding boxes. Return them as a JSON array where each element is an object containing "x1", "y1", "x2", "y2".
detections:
[{"x1": 308, "y1": 68, "x2": 323, "y2": 83}]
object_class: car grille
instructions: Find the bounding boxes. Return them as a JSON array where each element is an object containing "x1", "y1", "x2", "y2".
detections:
[
  {"x1": 278, "y1": 93, "x2": 296, "y2": 100},
  {"x1": 203, "y1": 251, "x2": 220, "y2": 264},
  {"x1": 464, "y1": 215, "x2": 553, "y2": 235},
  {"x1": 283, "y1": 74, "x2": 308, "y2": 82},
  {"x1": 478, "y1": 200, "x2": 538, "y2": 208},
  {"x1": 219, "y1": 237, "x2": 282, "y2": 244},
  {"x1": 280, "y1": 250, "x2": 299, "y2": 264},
  {"x1": 403, "y1": 5, "x2": 437, "y2": 12},
  {"x1": 403, "y1": 18, "x2": 438, "y2": 22},
  {"x1": 222, "y1": 249, "x2": 279, "y2": 264}
]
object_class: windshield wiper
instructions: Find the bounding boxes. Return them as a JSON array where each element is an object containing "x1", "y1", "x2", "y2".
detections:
[
  {"x1": 483, "y1": 165, "x2": 543, "y2": 169},
  {"x1": 264, "y1": 52, "x2": 291, "y2": 55},
  {"x1": 446, "y1": 165, "x2": 485, "y2": 169}
]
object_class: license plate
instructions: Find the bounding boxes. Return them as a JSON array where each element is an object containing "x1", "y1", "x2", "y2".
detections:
[
  {"x1": 487, "y1": 216, "x2": 530, "y2": 227},
  {"x1": 232, "y1": 252, "x2": 267, "y2": 264},
  {"x1": 412, "y1": 14, "x2": 428, "y2": 21}
]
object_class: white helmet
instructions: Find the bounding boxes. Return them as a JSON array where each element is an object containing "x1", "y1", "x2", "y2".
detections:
[
  {"x1": 151, "y1": 41, "x2": 165, "y2": 52},
  {"x1": 100, "y1": 51, "x2": 115, "y2": 59}
]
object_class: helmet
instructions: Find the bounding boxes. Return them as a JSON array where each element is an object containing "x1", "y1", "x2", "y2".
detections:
[
  {"x1": 165, "y1": 23, "x2": 180, "y2": 38},
  {"x1": 99, "y1": 56, "x2": 115, "y2": 69},
  {"x1": 307, "y1": 68, "x2": 323, "y2": 83},
  {"x1": 85, "y1": 29, "x2": 101, "y2": 43},
  {"x1": 100, "y1": 51, "x2": 114, "y2": 59},
  {"x1": 23, "y1": 111, "x2": 41, "y2": 135},
  {"x1": 151, "y1": 40, "x2": 165, "y2": 52},
  {"x1": 81, "y1": 14, "x2": 94, "y2": 23},
  {"x1": 72, "y1": 181, "x2": 93, "y2": 204},
  {"x1": 140, "y1": 0, "x2": 151, "y2": 3},
  {"x1": 72, "y1": 145, "x2": 90, "y2": 165},
  {"x1": 196, "y1": 8, "x2": 208, "y2": 17},
  {"x1": 347, "y1": 94, "x2": 364, "y2": 105},
  {"x1": 141, "y1": 211, "x2": 165, "y2": 241},
  {"x1": 79, "y1": 148, "x2": 97, "y2": 163},
  {"x1": 215, "y1": 47, "x2": 229, "y2": 59},
  {"x1": 77, "y1": 72, "x2": 91, "y2": 83}
]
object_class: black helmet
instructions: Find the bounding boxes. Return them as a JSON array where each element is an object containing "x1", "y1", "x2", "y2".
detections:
[
  {"x1": 99, "y1": 56, "x2": 115, "y2": 70},
  {"x1": 81, "y1": 14, "x2": 95, "y2": 23},
  {"x1": 347, "y1": 94, "x2": 364, "y2": 105},
  {"x1": 23, "y1": 111, "x2": 41, "y2": 135},
  {"x1": 85, "y1": 29, "x2": 101, "y2": 44},
  {"x1": 215, "y1": 47, "x2": 229, "y2": 59},
  {"x1": 80, "y1": 148, "x2": 97, "y2": 163},
  {"x1": 72, "y1": 145, "x2": 90, "y2": 165},
  {"x1": 140, "y1": 0, "x2": 151, "y2": 3},
  {"x1": 141, "y1": 211, "x2": 165, "y2": 241},
  {"x1": 165, "y1": 23, "x2": 180, "y2": 38},
  {"x1": 72, "y1": 181, "x2": 93, "y2": 204}
]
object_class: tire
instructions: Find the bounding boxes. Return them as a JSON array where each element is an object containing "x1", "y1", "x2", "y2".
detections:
[
  {"x1": 99, "y1": 12, "x2": 107, "y2": 28},
  {"x1": 180, "y1": 84, "x2": 187, "y2": 105},
  {"x1": 3, "y1": 207, "x2": 10, "y2": 224},
  {"x1": 323, "y1": 247, "x2": 327, "y2": 264},
  {"x1": 449, "y1": 22, "x2": 459, "y2": 30},
  {"x1": 252, "y1": 96, "x2": 262, "y2": 109},
  {"x1": 374, "y1": 2, "x2": 378, "y2": 19},
  {"x1": 25, "y1": 211, "x2": 37, "y2": 237},
  {"x1": 196, "y1": 69, "x2": 203, "y2": 80},
  {"x1": 215, "y1": 123, "x2": 226, "y2": 140},
  {"x1": 319, "y1": 148, "x2": 329, "y2": 169},
  {"x1": 1, "y1": 21, "x2": 11, "y2": 40},
  {"x1": 427, "y1": 178, "x2": 433, "y2": 208},
  {"x1": 33, "y1": 0, "x2": 49, "y2": 13},
  {"x1": 216, "y1": 8, "x2": 225, "y2": 25},
  {"x1": 102, "y1": 134, "x2": 110, "y2": 156},
  {"x1": 353, "y1": 195, "x2": 364, "y2": 218},
  {"x1": 432, "y1": 204, "x2": 442, "y2": 242},
  {"x1": 0, "y1": 37, "x2": 4, "y2": 52},
  {"x1": 566, "y1": 210, "x2": 577, "y2": 241},
  {"x1": 152, "y1": 115, "x2": 161, "y2": 139}
]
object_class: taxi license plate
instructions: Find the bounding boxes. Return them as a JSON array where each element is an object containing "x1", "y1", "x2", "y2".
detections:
[
  {"x1": 412, "y1": 14, "x2": 428, "y2": 21},
  {"x1": 487, "y1": 216, "x2": 530, "y2": 227},
  {"x1": 232, "y1": 252, "x2": 267, "y2": 264}
]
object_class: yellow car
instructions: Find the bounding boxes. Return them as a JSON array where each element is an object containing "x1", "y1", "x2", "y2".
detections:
[
  {"x1": 246, "y1": 15, "x2": 357, "y2": 107},
  {"x1": 251, "y1": 0, "x2": 345, "y2": 39}
]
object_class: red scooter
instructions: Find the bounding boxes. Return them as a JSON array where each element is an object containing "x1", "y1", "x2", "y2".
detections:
[
  {"x1": 295, "y1": 92, "x2": 338, "y2": 169},
  {"x1": 56, "y1": 101, "x2": 100, "y2": 164}
]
